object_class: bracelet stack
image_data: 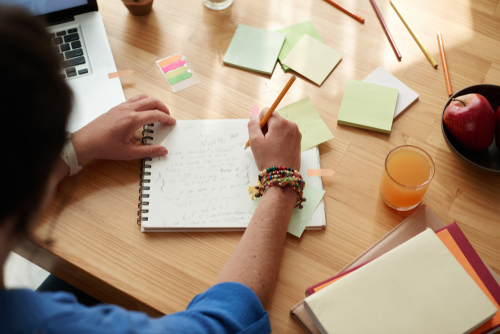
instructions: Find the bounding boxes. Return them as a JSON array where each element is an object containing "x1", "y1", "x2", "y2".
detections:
[{"x1": 251, "y1": 166, "x2": 306, "y2": 209}]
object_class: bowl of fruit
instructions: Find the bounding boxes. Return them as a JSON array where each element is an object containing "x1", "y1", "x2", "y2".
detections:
[{"x1": 441, "y1": 84, "x2": 500, "y2": 172}]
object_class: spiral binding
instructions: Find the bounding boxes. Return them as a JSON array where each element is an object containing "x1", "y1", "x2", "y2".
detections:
[{"x1": 137, "y1": 123, "x2": 154, "y2": 226}]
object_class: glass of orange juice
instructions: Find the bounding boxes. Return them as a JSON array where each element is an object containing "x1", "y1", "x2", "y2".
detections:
[{"x1": 379, "y1": 145, "x2": 435, "y2": 211}]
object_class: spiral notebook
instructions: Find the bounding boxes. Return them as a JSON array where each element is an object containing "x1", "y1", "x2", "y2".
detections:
[{"x1": 138, "y1": 119, "x2": 326, "y2": 232}]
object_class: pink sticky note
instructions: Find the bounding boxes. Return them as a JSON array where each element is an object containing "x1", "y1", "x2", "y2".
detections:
[
  {"x1": 252, "y1": 105, "x2": 260, "y2": 115},
  {"x1": 162, "y1": 60, "x2": 186, "y2": 73}
]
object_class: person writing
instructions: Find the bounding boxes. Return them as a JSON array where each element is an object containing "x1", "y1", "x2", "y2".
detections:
[{"x1": 0, "y1": 6, "x2": 301, "y2": 333}]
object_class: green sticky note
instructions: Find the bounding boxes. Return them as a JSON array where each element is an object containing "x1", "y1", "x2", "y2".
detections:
[
  {"x1": 165, "y1": 66, "x2": 189, "y2": 79},
  {"x1": 223, "y1": 25, "x2": 286, "y2": 75},
  {"x1": 276, "y1": 21, "x2": 324, "y2": 72},
  {"x1": 278, "y1": 97, "x2": 334, "y2": 151},
  {"x1": 337, "y1": 79, "x2": 399, "y2": 134},
  {"x1": 282, "y1": 35, "x2": 342, "y2": 86},
  {"x1": 168, "y1": 71, "x2": 192, "y2": 85},
  {"x1": 248, "y1": 184, "x2": 325, "y2": 238}
]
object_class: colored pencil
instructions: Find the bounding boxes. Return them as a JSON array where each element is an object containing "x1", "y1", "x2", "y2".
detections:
[
  {"x1": 244, "y1": 76, "x2": 296, "y2": 150},
  {"x1": 369, "y1": 0, "x2": 401, "y2": 61},
  {"x1": 323, "y1": 0, "x2": 365, "y2": 24},
  {"x1": 390, "y1": 0, "x2": 438, "y2": 68},
  {"x1": 437, "y1": 32, "x2": 453, "y2": 97}
]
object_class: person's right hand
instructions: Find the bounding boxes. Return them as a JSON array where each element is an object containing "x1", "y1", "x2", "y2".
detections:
[{"x1": 248, "y1": 107, "x2": 301, "y2": 171}]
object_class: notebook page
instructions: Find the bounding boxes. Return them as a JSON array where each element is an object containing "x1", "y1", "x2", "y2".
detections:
[{"x1": 142, "y1": 119, "x2": 322, "y2": 230}]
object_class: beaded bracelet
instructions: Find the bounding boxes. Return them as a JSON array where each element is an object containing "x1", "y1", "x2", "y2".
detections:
[{"x1": 248, "y1": 166, "x2": 306, "y2": 209}]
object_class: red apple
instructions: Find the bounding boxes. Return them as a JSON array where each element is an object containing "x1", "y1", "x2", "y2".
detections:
[
  {"x1": 496, "y1": 106, "x2": 500, "y2": 150},
  {"x1": 443, "y1": 93, "x2": 495, "y2": 151}
]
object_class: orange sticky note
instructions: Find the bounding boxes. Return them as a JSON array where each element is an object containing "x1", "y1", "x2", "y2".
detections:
[
  {"x1": 307, "y1": 169, "x2": 335, "y2": 177},
  {"x1": 158, "y1": 54, "x2": 182, "y2": 68},
  {"x1": 108, "y1": 69, "x2": 134, "y2": 79}
]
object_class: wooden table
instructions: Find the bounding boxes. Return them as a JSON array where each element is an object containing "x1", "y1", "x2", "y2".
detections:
[{"x1": 17, "y1": 0, "x2": 500, "y2": 332}]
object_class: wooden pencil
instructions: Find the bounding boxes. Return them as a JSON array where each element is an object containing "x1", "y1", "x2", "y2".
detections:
[
  {"x1": 244, "y1": 76, "x2": 296, "y2": 150},
  {"x1": 390, "y1": 0, "x2": 438, "y2": 68},
  {"x1": 437, "y1": 32, "x2": 453, "y2": 97},
  {"x1": 369, "y1": 0, "x2": 401, "y2": 61},
  {"x1": 323, "y1": 0, "x2": 365, "y2": 24}
]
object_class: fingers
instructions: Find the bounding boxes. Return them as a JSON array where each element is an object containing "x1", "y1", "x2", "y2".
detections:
[
  {"x1": 127, "y1": 94, "x2": 149, "y2": 103},
  {"x1": 129, "y1": 144, "x2": 168, "y2": 160},
  {"x1": 131, "y1": 96, "x2": 170, "y2": 115},
  {"x1": 259, "y1": 107, "x2": 269, "y2": 121},
  {"x1": 132, "y1": 109, "x2": 176, "y2": 129},
  {"x1": 266, "y1": 112, "x2": 287, "y2": 131},
  {"x1": 248, "y1": 114, "x2": 264, "y2": 144}
]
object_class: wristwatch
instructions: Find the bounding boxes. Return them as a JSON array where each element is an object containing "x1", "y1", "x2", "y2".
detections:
[{"x1": 59, "y1": 132, "x2": 82, "y2": 176}]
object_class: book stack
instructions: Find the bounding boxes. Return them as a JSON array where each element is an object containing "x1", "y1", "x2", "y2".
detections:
[{"x1": 291, "y1": 206, "x2": 500, "y2": 334}]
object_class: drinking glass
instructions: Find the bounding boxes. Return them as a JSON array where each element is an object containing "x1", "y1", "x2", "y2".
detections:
[
  {"x1": 203, "y1": 0, "x2": 234, "y2": 10},
  {"x1": 379, "y1": 145, "x2": 435, "y2": 211}
]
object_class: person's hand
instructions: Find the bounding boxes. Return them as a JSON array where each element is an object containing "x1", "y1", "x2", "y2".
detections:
[
  {"x1": 248, "y1": 107, "x2": 301, "y2": 171},
  {"x1": 72, "y1": 94, "x2": 176, "y2": 164}
]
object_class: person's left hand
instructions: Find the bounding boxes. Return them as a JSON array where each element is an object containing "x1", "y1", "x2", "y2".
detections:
[{"x1": 72, "y1": 94, "x2": 176, "y2": 164}]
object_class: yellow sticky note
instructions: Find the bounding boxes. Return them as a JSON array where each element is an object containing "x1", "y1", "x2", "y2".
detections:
[
  {"x1": 165, "y1": 66, "x2": 189, "y2": 79},
  {"x1": 278, "y1": 97, "x2": 334, "y2": 151},
  {"x1": 282, "y1": 35, "x2": 342, "y2": 85}
]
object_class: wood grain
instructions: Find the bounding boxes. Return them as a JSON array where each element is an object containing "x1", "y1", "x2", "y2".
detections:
[{"x1": 16, "y1": 0, "x2": 500, "y2": 332}]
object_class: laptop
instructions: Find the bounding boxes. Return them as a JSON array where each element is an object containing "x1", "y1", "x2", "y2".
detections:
[{"x1": 0, "y1": 0, "x2": 126, "y2": 132}]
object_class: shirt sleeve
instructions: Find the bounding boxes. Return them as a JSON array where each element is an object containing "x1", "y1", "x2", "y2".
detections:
[{"x1": 39, "y1": 282, "x2": 271, "y2": 334}]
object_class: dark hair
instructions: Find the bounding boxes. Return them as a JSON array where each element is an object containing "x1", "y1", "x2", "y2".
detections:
[{"x1": 0, "y1": 6, "x2": 72, "y2": 236}]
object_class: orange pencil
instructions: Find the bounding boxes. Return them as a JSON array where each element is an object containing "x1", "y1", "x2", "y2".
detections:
[
  {"x1": 437, "y1": 32, "x2": 453, "y2": 97},
  {"x1": 323, "y1": 0, "x2": 365, "y2": 24},
  {"x1": 244, "y1": 76, "x2": 296, "y2": 150}
]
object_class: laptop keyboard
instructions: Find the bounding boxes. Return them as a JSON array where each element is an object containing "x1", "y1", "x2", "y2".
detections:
[{"x1": 51, "y1": 26, "x2": 89, "y2": 79}]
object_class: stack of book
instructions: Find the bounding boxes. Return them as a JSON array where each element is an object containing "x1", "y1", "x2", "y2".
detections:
[{"x1": 291, "y1": 206, "x2": 500, "y2": 334}]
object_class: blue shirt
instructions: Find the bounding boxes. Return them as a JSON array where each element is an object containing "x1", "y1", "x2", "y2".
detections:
[{"x1": 0, "y1": 282, "x2": 271, "y2": 334}]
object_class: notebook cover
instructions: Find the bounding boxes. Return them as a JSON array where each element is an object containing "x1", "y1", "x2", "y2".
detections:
[
  {"x1": 303, "y1": 229, "x2": 497, "y2": 334},
  {"x1": 305, "y1": 224, "x2": 500, "y2": 334},
  {"x1": 305, "y1": 205, "x2": 445, "y2": 296}
]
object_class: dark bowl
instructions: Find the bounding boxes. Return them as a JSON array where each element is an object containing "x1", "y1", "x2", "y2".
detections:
[{"x1": 441, "y1": 84, "x2": 500, "y2": 173}]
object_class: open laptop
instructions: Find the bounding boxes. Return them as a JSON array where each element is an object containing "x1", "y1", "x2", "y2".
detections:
[{"x1": 0, "y1": 0, "x2": 126, "y2": 132}]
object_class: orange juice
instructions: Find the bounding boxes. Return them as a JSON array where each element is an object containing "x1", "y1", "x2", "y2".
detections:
[{"x1": 379, "y1": 146, "x2": 435, "y2": 211}]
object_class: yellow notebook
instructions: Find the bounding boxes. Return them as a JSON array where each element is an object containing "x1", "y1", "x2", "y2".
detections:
[{"x1": 303, "y1": 229, "x2": 497, "y2": 334}]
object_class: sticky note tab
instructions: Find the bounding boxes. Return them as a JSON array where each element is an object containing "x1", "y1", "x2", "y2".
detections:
[
  {"x1": 249, "y1": 183, "x2": 325, "y2": 238},
  {"x1": 168, "y1": 71, "x2": 192, "y2": 85},
  {"x1": 252, "y1": 105, "x2": 260, "y2": 115},
  {"x1": 278, "y1": 97, "x2": 334, "y2": 151},
  {"x1": 162, "y1": 60, "x2": 186, "y2": 73},
  {"x1": 158, "y1": 54, "x2": 182, "y2": 68},
  {"x1": 108, "y1": 69, "x2": 134, "y2": 79},
  {"x1": 282, "y1": 35, "x2": 342, "y2": 85},
  {"x1": 165, "y1": 66, "x2": 189, "y2": 79},
  {"x1": 308, "y1": 169, "x2": 335, "y2": 176}
]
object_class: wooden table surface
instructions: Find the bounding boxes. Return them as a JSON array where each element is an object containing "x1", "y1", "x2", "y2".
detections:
[{"x1": 17, "y1": 0, "x2": 500, "y2": 332}]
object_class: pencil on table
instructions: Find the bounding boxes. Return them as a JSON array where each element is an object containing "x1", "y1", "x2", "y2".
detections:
[
  {"x1": 437, "y1": 32, "x2": 453, "y2": 97},
  {"x1": 323, "y1": 0, "x2": 365, "y2": 24},
  {"x1": 244, "y1": 76, "x2": 296, "y2": 150},
  {"x1": 390, "y1": 0, "x2": 438, "y2": 68},
  {"x1": 369, "y1": 0, "x2": 401, "y2": 61}
]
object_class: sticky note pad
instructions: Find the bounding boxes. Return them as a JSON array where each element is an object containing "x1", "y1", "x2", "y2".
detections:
[
  {"x1": 337, "y1": 79, "x2": 399, "y2": 134},
  {"x1": 363, "y1": 67, "x2": 419, "y2": 118},
  {"x1": 223, "y1": 25, "x2": 286, "y2": 75},
  {"x1": 276, "y1": 21, "x2": 324, "y2": 72},
  {"x1": 278, "y1": 97, "x2": 334, "y2": 151},
  {"x1": 249, "y1": 183, "x2": 325, "y2": 238},
  {"x1": 165, "y1": 66, "x2": 189, "y2": 79},
  {"x1": 158, "y1": 54, "x2": 182, "y2": 68},
  {"x1": 282, "y1": 35, "x2": 342, "y2": 85}
]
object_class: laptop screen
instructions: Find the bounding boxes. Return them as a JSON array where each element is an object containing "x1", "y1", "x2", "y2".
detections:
[{"x1": 0, "y1": 0, "x2": 88, "y2": 15}]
